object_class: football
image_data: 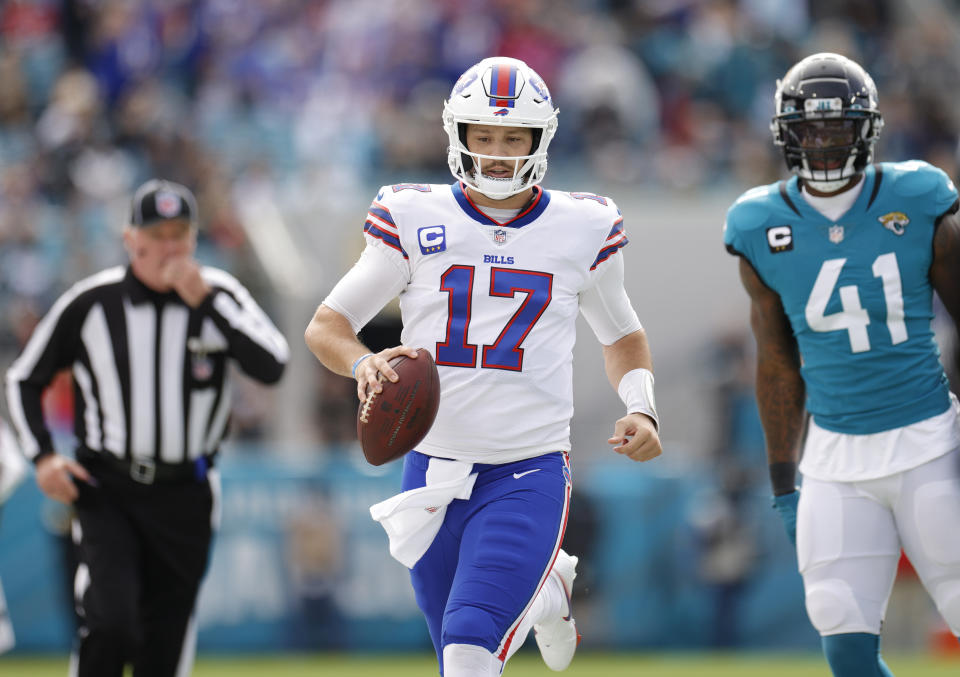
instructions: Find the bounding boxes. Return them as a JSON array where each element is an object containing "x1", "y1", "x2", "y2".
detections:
[{"x1": 356, "y1": 349, "x2": 441, "y2": 466}]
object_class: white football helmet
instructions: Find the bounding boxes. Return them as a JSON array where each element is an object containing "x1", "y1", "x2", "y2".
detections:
[{"x1": 443, "y1": 57, "x2": 559, "y2": 199}]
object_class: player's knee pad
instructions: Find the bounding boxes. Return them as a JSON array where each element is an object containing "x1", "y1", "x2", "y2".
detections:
[
  {"x1": 805, "y1": 578, "x2": 872, "y2": 635},
  {"x1": 442, "y1": 605, "x2": 498, "y2": 652}
]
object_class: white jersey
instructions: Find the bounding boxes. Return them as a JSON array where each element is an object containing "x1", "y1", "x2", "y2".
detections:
[{"x1": 354, "y1": 182, "x2": 631, "y2": 464}]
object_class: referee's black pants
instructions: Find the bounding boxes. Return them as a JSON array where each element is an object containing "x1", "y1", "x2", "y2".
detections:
[{"x1": 72, "y1": 461, "x2": 214, "y2": 677}]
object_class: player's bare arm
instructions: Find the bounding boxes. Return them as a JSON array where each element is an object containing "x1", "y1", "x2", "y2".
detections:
[
  {"x1": 930, "y1": 209, "x2": 960, "y2": 330},
  {"x1": 602, "y1": 329, "x2": 662, "y2": 462},
  {"x1": 739, "y1": 257, "x2": 805, "y2": 493},
  {"x1": 304, "y1": 304, "x2": 416, "y2": 402}
]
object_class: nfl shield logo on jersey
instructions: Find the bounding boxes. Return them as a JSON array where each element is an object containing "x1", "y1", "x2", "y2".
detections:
[
  {"x1": 191, "y1": 353, "x2": 213, "y2": 381},
  {"x1": 829, "y1": 225, "x2": 845, "y2": 244},
  {"x1": 494, "y1": 229, "x2": 507, "y2": 244}
]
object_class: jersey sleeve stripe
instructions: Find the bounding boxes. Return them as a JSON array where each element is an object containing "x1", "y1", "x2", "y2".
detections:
[
  {"x1": 369, "y1": 203, "x2": 396, "y2": 226},
  {"x1": 366, "y1": 211, "x2": 399, "y2": 234},
  {"x1": 364, "y1": 223, "x2": 408, "y2": 258},
  {"x1": 606, "y1": 218, "x2": 625, "y2": 240},
  {"x1": 590, "y1": 237, "x2": 629, "y2": 270}
]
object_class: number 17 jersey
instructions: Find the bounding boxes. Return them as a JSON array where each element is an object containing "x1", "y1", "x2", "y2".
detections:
[
  {"x1": 363, "y1": 182, "x2": 629, "y2": 464},
  {"x1": 724, "y1": 161, "x2": 959, "y2": 434}
]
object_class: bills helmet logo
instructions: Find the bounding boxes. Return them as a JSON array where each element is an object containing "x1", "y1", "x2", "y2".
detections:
[
  {"x1": 878, "y1": 211, "x2": 909, "y2": 236},
  {"x1": 484, "y1": 63, "x2": 523, "y2": 108},
  {"x1": 155, "y1": 190, "x2": 182, "y2": 218}
]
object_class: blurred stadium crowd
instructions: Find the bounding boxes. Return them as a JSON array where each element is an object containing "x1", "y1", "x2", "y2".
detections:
[{"x1": 1, "y1": 0, "x2": 960, "y2": 441}]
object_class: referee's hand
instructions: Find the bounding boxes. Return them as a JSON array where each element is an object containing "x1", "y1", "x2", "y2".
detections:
[{"x1": 36, "y1": 454, "x2": 93, "y2": 504}]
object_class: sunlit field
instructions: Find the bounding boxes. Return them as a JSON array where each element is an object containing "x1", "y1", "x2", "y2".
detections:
[{"x1": 2, "y1": 652, "x2": 957, "y2": 676}]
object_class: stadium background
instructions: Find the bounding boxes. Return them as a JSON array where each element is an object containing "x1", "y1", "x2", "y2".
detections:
[{"x1": 0, "y1": 0, "x2": 959, "y2": 673}]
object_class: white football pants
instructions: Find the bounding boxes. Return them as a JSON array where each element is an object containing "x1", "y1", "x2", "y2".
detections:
[{"x1": 797, "y1": 447, "x2": 960, "y2": 636}]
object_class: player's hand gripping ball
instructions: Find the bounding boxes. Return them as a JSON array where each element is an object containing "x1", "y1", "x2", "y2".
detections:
[{"x1": 356, "y1": 349, "x2": 441, "y2": 466}]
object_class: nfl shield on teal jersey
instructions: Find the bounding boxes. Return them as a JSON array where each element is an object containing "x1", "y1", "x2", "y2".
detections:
[{"x1": 724, "y1": 161, "x2": 960, "y2": 434}]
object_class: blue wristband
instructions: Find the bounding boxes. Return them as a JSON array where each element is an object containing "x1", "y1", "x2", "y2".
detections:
[{"x1": 351, "y1": 353, "x2": 374, "y2": 380}]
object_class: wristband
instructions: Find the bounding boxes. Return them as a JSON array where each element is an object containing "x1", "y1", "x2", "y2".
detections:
[
  {"x1": 351, "y1": 353, "x2": 374, "y2": 380},
  {"x1": 769, "y1": 461, "x2": 798, "y2": 496},
  {"x1": 617, "y1": 368, "x2": 659, "y2": 431}
]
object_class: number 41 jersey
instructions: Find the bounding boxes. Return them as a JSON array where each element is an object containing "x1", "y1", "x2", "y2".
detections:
[
  {"x1": 724, "y1": 161, "x2": 959, "y2": 434},
  {"x1": 363, "y1": 182, "x2": 629, "y2": 464}
]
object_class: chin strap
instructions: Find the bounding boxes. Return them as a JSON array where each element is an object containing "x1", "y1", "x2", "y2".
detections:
[
  {"x1": 804, "y1": 177, "x2": 855, "y2": 193},
  {"x1": 469, "y1": 169, "x2": 528, "y2": 200}
]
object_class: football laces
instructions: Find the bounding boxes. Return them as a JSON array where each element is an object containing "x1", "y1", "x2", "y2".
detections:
[{"x1": 358, "y1": 372, "x2": 387, "y2": 424}]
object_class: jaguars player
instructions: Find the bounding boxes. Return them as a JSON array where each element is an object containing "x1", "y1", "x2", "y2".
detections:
[
  {"x1": 724, "y1": 52, "x2": 960, "y2": 676},
  {"x1": 306, "y1": 56, "x2": 661, "y2": 676}
]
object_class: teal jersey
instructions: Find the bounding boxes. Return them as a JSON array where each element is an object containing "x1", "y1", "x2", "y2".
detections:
[{"x1": 724, "y1": 162, "x2": 960, "y2": 434}]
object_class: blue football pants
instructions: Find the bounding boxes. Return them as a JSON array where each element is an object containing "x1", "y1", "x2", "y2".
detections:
[{"x1": 402, "y1": 450, "x2": 571, "y2": 670}]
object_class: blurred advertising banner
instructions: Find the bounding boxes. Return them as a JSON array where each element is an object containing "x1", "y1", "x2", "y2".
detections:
[
  {"x1": 194, "y1": 450, "x2": 426, "y2": 651},
  {"x1": 0, "y1": 444, "x2": 816, "y2": 653},
  {"x1": 0, "y1": 447, "x2": 429, "y2": 653}
]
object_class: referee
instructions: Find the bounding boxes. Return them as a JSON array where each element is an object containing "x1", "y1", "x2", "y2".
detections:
[{"x1": 5, "y1": 179, "x2": 289, "y2": 677}]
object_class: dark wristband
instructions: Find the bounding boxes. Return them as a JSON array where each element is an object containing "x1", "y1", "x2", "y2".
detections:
[{"x1": 769, "y1": 461, "x2": 797, "y2": 496}]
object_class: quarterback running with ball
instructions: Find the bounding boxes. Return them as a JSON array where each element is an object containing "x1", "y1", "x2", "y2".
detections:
[{"x1": 306, "y1": 56, "x2": 661, "y2": 676}]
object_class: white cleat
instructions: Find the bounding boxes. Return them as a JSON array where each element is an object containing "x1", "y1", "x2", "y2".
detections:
[{"x1": 534, "y1": 549, "x2": 581, "y2": 671}]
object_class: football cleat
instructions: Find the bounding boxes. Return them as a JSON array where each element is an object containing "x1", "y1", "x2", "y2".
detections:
[{"x1": 534, "y1": 549, "x2": 581, "y2": 671}]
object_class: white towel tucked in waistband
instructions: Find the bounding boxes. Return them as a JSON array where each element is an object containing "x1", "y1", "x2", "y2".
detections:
[{"x1": 369, "y1": 457, "x2": 477, "y2": 568}]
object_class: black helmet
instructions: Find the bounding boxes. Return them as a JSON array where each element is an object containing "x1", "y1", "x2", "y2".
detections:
[{"x1": 771, "y1": 53, "x2": 883, "y2": 186}]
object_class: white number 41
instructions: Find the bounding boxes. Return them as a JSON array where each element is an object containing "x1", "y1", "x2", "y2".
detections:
[{"x1": 805, "y1": 253, "x2": 907, "y2": 353}]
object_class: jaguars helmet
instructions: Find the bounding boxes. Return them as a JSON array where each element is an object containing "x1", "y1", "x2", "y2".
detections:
[
  {"x1": 443, "y1": 57, "x2": 558, "y2": 199},
  {"x1": 771, "y1": 53, "x2": 883, "y2": 189}
]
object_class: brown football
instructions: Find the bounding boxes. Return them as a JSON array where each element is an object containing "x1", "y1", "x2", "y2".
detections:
[{"x1": 356, "y1": 349, "x2": 441, "y2": 466}]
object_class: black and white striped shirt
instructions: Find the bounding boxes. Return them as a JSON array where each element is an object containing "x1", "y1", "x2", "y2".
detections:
[{"x1": 5, "y1": 266, "x2": 289, "y2": 465}]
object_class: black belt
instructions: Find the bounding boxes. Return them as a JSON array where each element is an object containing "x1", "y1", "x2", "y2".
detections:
[{"x1": 77, "y1": 449, "x2": 213, "y2": 485}]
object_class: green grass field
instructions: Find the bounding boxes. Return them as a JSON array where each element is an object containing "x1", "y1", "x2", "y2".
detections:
[{"x1": 1, "y1": 652, "x2": 958, "y2": 676}]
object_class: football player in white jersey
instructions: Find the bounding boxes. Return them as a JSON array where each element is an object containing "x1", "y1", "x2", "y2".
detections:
[
  {"x1": 725, "y1": 53, "x2": 960, "y2": 675},
  {"x1": 305, "y1": 56, "x2": 661, "y2": 676}
]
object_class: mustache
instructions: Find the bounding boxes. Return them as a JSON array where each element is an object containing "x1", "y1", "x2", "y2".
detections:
[{"x1": 482, "y1": 163, "x2": 517, "y2": 172}]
